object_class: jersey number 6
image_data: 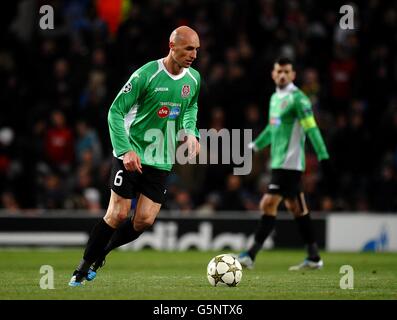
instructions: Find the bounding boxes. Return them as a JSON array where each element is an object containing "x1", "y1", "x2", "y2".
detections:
[{"x1": 114, "y1": 170, "x2": 123, "y2": 186}]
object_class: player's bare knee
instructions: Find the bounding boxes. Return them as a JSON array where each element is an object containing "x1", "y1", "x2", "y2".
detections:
[
  {"x1": 133, "y1": 220, "x2": 153, "y2": 231},
  {"x1": 115, "y1": 210, "x2": 129, "y2": 222},
  {"x1": 104, "y1": 208, "x2": 128, "y2": 227},
  {"x1": 259, "y1": 197, "x2": 269, "y2": 211},
  {"x1": 285, "y1": 199, "x2": 304, "y2": 217},
  {"x1": 290, "y1": 206, "x2": 306, "y2": 218},
  {"x1": 284, "y1": 200, "x2": 294, "y2": 211},
  {"x1": 104, "y1": 193, "x2": 131, "y2": 226},
  {"x1": 133, "y1": 215, "x2": 155, "y2": 231},
  {"x1": 260, "y1": 201, "x2": 272, "y2": 213},
  {"x1": 290, "y1": 207, "x2": 303, "y2": 217},
  {"x1": 260, "y1": 196, "x2": 278, "y2": 215}
]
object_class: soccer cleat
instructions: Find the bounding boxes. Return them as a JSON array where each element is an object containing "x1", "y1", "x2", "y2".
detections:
[
  {"x1": 86, "y1": 269, "x2": 97, "y2": 281},
  {"x1": 86, "y1": 258, "x2": 106, "y2": 281},
  {"x1": 237, "y1": 252, "x2": 255, "y2": 270},
  {"x1": 68, "y1": 271, "x2": 86, "y2": 287},
  {"x1": 288, "y1": 259, "x2": 324, "y2": 271}
]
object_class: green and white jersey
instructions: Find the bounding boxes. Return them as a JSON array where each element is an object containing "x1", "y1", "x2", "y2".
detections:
[
  {"x1": 108, "y1": 59, "x2": 201, "y2": 171},
  {"x1": 253, "y1": 83, "x2": 329, "y2": 171}
]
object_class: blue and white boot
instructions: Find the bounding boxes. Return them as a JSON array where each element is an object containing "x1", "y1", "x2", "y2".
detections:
[
  {"x1": 288, "y1": 259, "x2": 324, "y2": 271},
  {"x1": 86, "y1": 258, "x2": 106, "y2": 281},
  {"x1": 68, "y1": 271, "x2": 86, "y2": 287},
  {"x1": 237, "y1": 252, "x2": 255, "y2": 270}
]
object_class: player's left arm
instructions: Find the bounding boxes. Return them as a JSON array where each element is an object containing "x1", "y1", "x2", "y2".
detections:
[
  {"x1": 296, "y1": 93, "x2": 329, "y2": 161},
  {"x1": 181, "y1": 76, "x2": 201, "y2": 158}
]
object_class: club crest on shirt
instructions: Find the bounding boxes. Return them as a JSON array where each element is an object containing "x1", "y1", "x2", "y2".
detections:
[
  {"x1": 280, "y1": 99, "x2": 289, "y2": 109},
  {"x1": 122, "y1": 82, "x2": 132, "y2": 93},
  {"x1": 181, "y1": 84, "x2": 190, "y2": 98}
]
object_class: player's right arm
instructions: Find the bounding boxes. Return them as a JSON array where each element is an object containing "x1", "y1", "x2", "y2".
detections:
[
  {"x1": 108, "y1": 72, "x2": 147, "y2": 172},
  {"x1": 249, "y1": 125, "x2": 271, "y2": 151}
]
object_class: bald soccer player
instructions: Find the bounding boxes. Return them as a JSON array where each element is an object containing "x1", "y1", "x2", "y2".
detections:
[{"x1": 69, "y1": 26, "x2": 201, "y2": 286}]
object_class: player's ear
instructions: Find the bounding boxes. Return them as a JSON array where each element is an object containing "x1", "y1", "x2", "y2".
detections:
[
  {"x1": 271, "y1": 69, "x2": 276, "y2": 81},
  {"x1": 169, "y1": 41, "x2": 175, "y2": 50},
  {"x1": 291, "y1": 70, "x2": 296, "y2": 81}
]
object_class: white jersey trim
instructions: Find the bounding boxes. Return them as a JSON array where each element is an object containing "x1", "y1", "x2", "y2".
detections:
[
  {"x1": 186, "y1": 69, "x2": 198, "y2": 86},
  {"x1": 281, "y1": 120, "x2": 305, "y2": 171},
  {"x1": 276, "y1": 82, "x2": 297, "y2": 98},
  {"x1": 158, "y1": 59, "x2": 187, "y2": 80},
  {"x1": 112, "y1": 150, "x2": 124, "y2": 160},
  {"x1": 149, "y1": 62, "x2": 163, "y2": 84},
  {"x1": 114, "y1": 103, "x2": 139, "y2": 160},
  {"x1": 124, "y1": 103, "x2": 139, "y2": 135}
]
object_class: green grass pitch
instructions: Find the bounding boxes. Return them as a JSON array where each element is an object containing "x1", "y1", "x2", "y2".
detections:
[{"x1": 0, "y1": 249, "x2": 396, "y2": 300}]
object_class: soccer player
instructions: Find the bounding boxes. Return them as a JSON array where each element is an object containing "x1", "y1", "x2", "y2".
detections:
[
  {"x1": 69, "y1": 26, "x2": 201, "y2": 286},
  {"x1": 238, "y1": 57, "x2": 329, "y2": 271}
]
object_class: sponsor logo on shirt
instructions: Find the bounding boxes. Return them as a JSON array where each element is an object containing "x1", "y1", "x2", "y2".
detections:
[
  {"x1": 157, "y1": 106, "x2": 170, "y2": 118},
  {"x1": 181, "y1": 84, "x2": 190, "y2": 98},
  {"x1": 270, "y1": 117, "x2": 281, "y2": 126},
  {"x1": 169, "y1": 107, "x2": 181, "y2": 120},
  {"x1": 154, "y1": 87, "x2": 169, "y2": 92},
  {"x1": 160, "y1": 102, "x2": 181, "y2": 107}
]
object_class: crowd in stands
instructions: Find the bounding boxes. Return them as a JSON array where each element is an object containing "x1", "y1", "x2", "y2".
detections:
[{"x1": 0, "y1": 0, "x2": 396, "y2": 214}]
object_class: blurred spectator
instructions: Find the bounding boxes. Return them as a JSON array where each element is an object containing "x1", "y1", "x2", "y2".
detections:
[
  {"x1": 167, "y1": 190, "x2": 193, "y2": 215},
  {"x1": 0, "y1": 127, "x2": 14, "y2": 191},
  {"x1": 49, "y1": 58, "x2": 75, "y2": 114},
  {"x1": 83, "y1": 188, "x2": 102, "y2": 214},
  {"x1": 320, "y1": 196, "x2": 335, "y2": 212},
  {"x1": 220, "y1": 174, "x2": 252, "y2": 211},
  {"x1": 44, "y1": 110, "x2": 74, "y2": 172},
  {"x1": 0, "y1": 191, "x2": 20, "y2": 212},
  {"x1": 201, "y1": 107, "x2": 231, "y2": 195},
  {"x1": 328, "y1": 46, "x2": 357, "y2": 110},
  {"x1": 75, "y1": 120, "x2": 103, "y2": 167},
  {"x1": 196, "y1": 192, "x2": 222, "y2": 215},
  {"x1": 243, "y1": 103, "x2": 263, "y2": 138},
  {"x1": 65, "y1": 163, "x2": 102, "y2": 212},
  {"x1": 371, "y1": 162, "x2": 397, "y2": 212},
  {"x1": 37, "y1": 173, "x2": 66, "y2": 209},
  {"x1": 79, "y1": 69, "x2": 108, "y2": 132},
  {"x1": 301, "y1": 68, "x2": 321, "y2": 105}
]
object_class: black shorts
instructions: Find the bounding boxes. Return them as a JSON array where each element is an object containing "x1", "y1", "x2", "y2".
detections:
[
  {"x1": 109, "y1": 157, "x2": 169, "y2": 204},
  {"x1": 267, "y1": 169, "x2": 303, "y2": 198}
]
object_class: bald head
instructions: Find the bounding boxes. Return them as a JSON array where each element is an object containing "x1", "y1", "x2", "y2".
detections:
[
  {"x1": 166, "y1": 26, "x2": 200, "y2": 70},
  {"x1": 169, "y1": 26, "x2": 199, "y2": 44}
]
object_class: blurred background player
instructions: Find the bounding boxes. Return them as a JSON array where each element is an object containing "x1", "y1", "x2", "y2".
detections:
[
  {"x1": 238, "y1": 57, "x2": 330, "y2": 271},
  {"x1": 69, "y1": 26, "x2": 201, "y2": 286}
]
